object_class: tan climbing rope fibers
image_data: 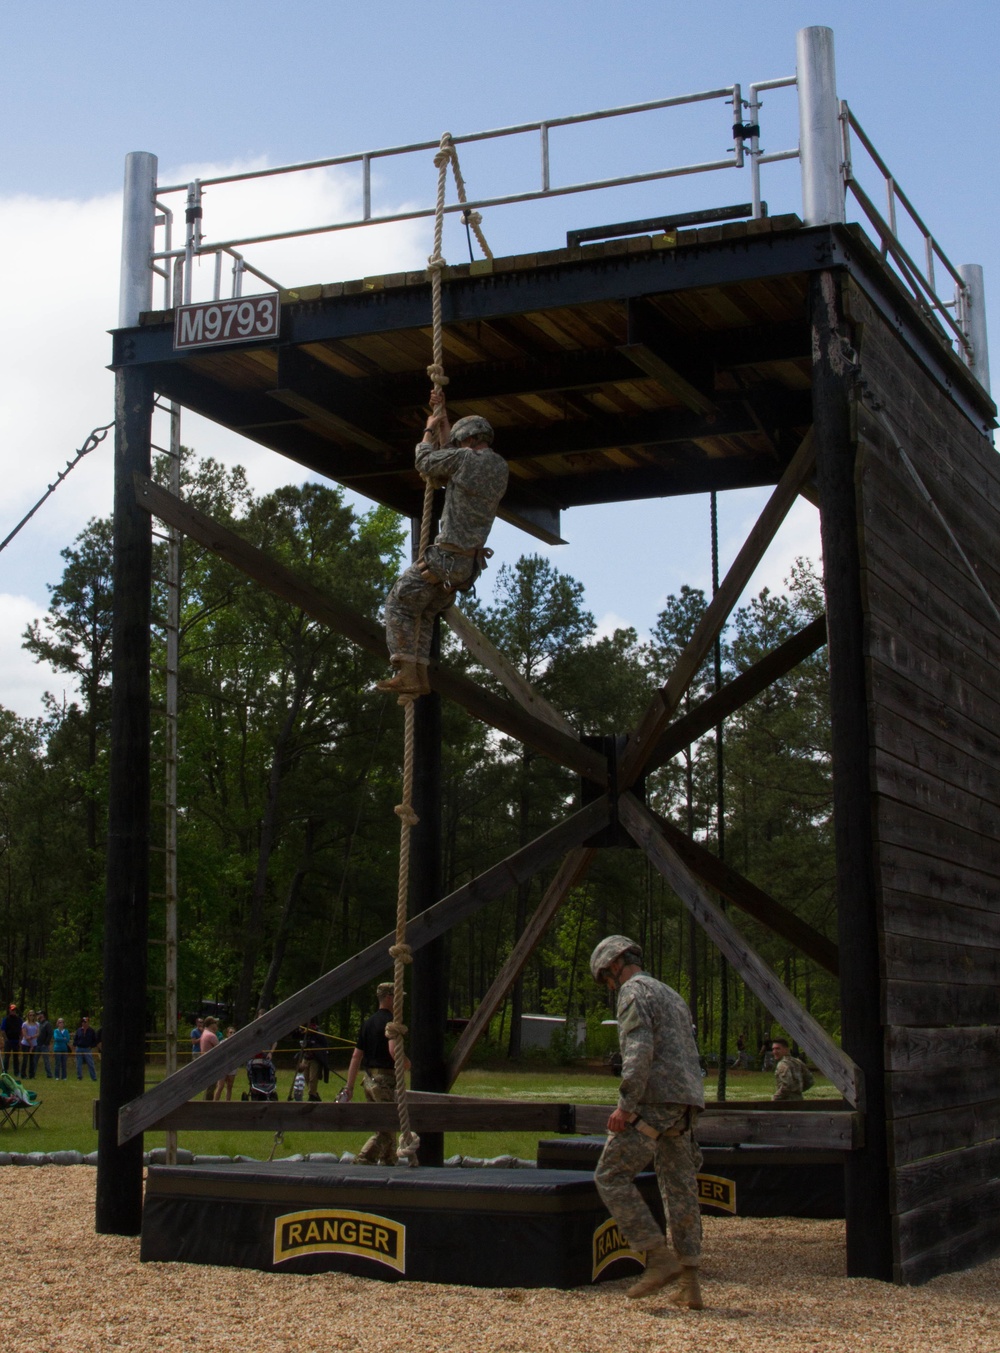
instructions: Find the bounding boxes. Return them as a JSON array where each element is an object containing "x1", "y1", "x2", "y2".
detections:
[{"x1": 386, "y1": 132, "x2": 493, "y2": 1166}]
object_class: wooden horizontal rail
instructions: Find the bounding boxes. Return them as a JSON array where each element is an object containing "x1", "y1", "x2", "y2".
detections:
[{"x1": 142, "y1": 1094, "x2": 861, "y2": 1151}]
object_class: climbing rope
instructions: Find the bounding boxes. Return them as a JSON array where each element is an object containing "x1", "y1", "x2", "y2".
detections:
[{"x1": 384, "y1": 133, "x2": 494, "y2": 1166}]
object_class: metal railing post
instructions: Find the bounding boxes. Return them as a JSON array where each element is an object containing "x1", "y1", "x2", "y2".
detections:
[
  {"x1": 119, "y1": 152, "x2": 158, "y2": 328},
  {"x1": 796, "y1": 26, "x2": 844, "y2": 226},
  {"x1": 958, "y1": 264, "x2": 992, "y2": 394}
]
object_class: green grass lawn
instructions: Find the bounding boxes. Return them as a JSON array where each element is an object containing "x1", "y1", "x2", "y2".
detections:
[{"x1": 1, "y1": 1062, "x2": 829, "y2": 1162}]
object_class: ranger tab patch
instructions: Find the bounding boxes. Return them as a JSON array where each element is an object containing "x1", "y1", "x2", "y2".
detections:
[{"x1": 273, "y1": 1209, "x2": 406, "y2": 1272}]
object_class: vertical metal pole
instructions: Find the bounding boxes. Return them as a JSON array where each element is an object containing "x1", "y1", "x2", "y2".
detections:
[
  {"x1": 98, "y1": 155, "x2": 157, "y2": 1236},
  {"x1": 958, "y1": 264, "x2": 991, "y2": 394},
  {"x1": 540, "y1": 124, "x2": 551, "y2": 193},
  {"x1": 749, "y1": 88, "x2": 763, "y2": 219},
  {"x1": 711, "y1": 492, "x2": 728, "y2": 1102},
  {"x1": 163, "y1": 402, "x2": 182, "y2": 1166},
  {"x1": 119, "y1": 153, "x2": 157, "y2": 328},
  {"x1": 796, "y1": 27, "x2": 845, "y2": 227}
]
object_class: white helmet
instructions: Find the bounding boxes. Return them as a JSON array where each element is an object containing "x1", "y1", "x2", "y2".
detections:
[{"x1": 589, "y1": 935, "x2": 641, "y2": 982}]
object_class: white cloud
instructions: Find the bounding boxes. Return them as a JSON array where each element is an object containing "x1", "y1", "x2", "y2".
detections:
[
  {"x1": 594, "y1": 610, "x2": 636, "y2": 640},
  {"x1": 0, "y1": 592, "x2": 72, "y2": 720},
  {"x1": 0, "y1": 159, "x2": 433, "y2": 718}
]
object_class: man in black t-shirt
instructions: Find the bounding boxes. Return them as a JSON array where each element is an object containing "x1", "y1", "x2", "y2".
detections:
[
  {"x1": 342, "y1": 983, "x2": 405, "y2": 1166},
  {"x1": 2, "y1": 1005, "x2": 22, "y2": 1075}
]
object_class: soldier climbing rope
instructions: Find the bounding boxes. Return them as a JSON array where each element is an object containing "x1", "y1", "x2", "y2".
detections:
[{"x1": 376, "y1": 134, "x2": 506, "y2": 1167}]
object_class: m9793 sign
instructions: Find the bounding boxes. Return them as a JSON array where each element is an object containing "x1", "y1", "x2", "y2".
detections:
[{"x1": 173, "y1": 293, "x2": 280, "y2": 350}]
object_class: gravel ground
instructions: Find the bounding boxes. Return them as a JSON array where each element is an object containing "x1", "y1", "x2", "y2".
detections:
[{"x1": 2, "y1": 1168, "x2": 998, "y2": 1353}]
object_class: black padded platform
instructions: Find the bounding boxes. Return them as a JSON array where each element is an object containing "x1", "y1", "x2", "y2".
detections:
[
  {"x1": 537, "y1": 1138, "x2": 845, "y2": 1219},
  {"x1": 142, "y1": 1163, "x2": 656, "y2": 1287}
]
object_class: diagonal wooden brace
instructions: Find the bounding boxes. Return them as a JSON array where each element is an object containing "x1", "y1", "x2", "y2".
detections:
[
  {"x1": 118, "y1": 796, "x2": 610, "y2": 1142},
  {"x1": 619, "y1": 427, "x2": 816, "y2": 790},
  {"x1": 446, "y1": 845, "x2": 597, "y2": 1087},
  {"x1": 618, "y1": 791, "x2": 863, "y2": 1109}
]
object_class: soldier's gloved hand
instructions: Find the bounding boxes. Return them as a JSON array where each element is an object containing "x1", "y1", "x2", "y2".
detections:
[{"x1": 336, "y1": 1088, "x2": 350, "y2": 1104}]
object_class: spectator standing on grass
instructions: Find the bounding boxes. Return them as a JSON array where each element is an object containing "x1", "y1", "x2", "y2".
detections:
[
  {"x1": 200, "y1": 1018, "x2": 220, "y2": 1100},
  {"x1": 2, "y1": 1004, "x2": 21, "y2": 1074},
  {"x1": 52, "y1": 1018, "x2": 71, "y2": 1079},
  {"x1": 73, "y1": 1016, "x2": 98, "y2": 1080},
  {"x1": 20, "y1": 1010, "x2": 39, "y2": 1078},
  {"x1": 190, "y1": 1017, "x2": 204, "y2": 1060},
  {"x1": 213, "y1": 1026, "x2": 238, "y2": 1102},
  {"x1": 36, "y1": 1011, "x2": 53, "y2": 1078}
]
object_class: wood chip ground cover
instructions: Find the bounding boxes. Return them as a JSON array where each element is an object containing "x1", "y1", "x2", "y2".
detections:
[{"x1": 2, "y1": 1169, "x2": 997, "y2": 1352}]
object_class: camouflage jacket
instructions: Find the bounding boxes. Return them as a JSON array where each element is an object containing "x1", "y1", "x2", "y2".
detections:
[
  {"x1": 772, "y1": 1054, "x2": 809, "y2": 1100},
  {"x1": 615, "y1": 972, "x2": 705, "y2": 1115},
  {"x1": 415, "y1": 441, "x2": 508, "y2": 552}
]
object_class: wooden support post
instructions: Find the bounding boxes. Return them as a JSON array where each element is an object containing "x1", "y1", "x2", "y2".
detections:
[
  {"x1": 446, "y1": 846, "x2": 597, "y2": 1087},
  {"x1": 811, "y1": 269, "x2": 892, "y2": 1280},
  {"x1": 97, "y1": 366, "x2": 154, "y2": 1235},
  {"x1": 410, "y1": 610, "x2": 446, "y2": 1166}
]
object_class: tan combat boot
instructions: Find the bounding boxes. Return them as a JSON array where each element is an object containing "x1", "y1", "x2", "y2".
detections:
[
  {"x1": 668, "y1": 1262, "x2": 704, "y2": 1310},
  {"x1": 626, "y1": 1241, "x2": 682, "y2": 1299},
  {"x1": 376, "y1": 661, "x2": 426, "y2": 696}
]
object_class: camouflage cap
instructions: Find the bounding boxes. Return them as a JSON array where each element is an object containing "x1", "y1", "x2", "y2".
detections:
[
  {"x1": 376, "y1": 982, "x2": 395, "y2": 999},
  {"x1": 450, "y1": 414, "x2": 494, "y2": 446},
  {"x1": 589, "y1": 935, "x2": 642, "y2": 982}
]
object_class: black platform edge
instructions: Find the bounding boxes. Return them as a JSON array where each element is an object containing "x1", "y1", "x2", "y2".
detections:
[{"x1": 141, "y1": 1163, "x2": 657, "y2": 1287}]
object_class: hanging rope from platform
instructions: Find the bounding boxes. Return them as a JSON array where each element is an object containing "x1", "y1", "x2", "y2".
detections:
[{"x1": 384, "y1": 133, "x2": 494, "y2": 1166}]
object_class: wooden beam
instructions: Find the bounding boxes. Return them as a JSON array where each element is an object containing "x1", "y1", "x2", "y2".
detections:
[
  {"x1": 645, "y1": 615, "x2": 828, "y2": 774},
  {"x1": 619, "y1": 791, "x2": 863, "y2": 1108},
  {"x1": 651, "y1": 813, "x2": 839, "y2": 975},
  {"x1": 118, "y1": 796, "x2": 610, "y2": 1142},
  {"x1": 618, "y1": 427, "x2": 816, "y2": 789},
  {"x1": 446, "y1": 846, "x2": 596, "y2": 1087},
  {"x1": 445, "y1": 607, "x2": 578, "y2": 739},
  {"x1": 151, "y1": 1097, "x2": 861, "y2": 1150},
  {"x1": 133, "y1": 475, "x2": 605, "y2": 784}
]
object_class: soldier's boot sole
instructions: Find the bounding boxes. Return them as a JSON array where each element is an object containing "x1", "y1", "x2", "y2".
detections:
[
  {"x1": 626, "y1": 1245, "x2": 683, "y2": 1299},
  {"x1": 668, "y1": 1265, "x2": 704, "y2": 1310}
]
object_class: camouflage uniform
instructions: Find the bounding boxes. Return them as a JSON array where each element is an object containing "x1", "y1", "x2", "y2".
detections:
[
  {"x1": 383, "y1": 438, "x2": 508, "y2": 663},
  {"x1": 594, "y1": 973, "x2": 705, "y2": 1259},
  {"x1": 357, "y1": 1068, "x2": 398, "y2": 1165},
  {"x1": 772, "y1": 1053, "x2": 808, "y2": 1101}
]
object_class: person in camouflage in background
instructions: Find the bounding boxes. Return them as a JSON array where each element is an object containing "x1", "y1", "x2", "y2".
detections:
[
  {"x1": 591, "y1": 935, "x2": 706, "y2": 1308},
  {"x1": 377, "y1": 388, "x2": 508, "y2": 697},
  {"x1": 771, "y1": 1036, "x2": 813, "y2": 1100}
]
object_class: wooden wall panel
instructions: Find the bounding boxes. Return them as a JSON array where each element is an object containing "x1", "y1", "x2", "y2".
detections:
[{"x1": 844, "y1": 274, "x2": 1000, "y2": 1284}]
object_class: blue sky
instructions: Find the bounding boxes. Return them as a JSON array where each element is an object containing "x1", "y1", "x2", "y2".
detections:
[{"x1": 1, "y1": 0, "x2": 996, "y2": 716}]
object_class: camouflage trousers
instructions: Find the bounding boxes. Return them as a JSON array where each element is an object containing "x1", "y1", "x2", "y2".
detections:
[
  {"x1": 356, "y1": 1068, "x2": 398, "y2": 1166},
  {"x1": 384, "y1": 548, "x2": 475, "y2": 662},
  {"x1": 594, "y1": 1104, "x2": 703, "y2": 1259}
]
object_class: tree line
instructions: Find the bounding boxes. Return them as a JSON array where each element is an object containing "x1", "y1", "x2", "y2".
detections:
[{"x1": 0, "y1": 452, "x2": 838, "y2": 1062}]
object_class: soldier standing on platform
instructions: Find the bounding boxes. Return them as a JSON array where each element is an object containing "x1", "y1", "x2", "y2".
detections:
[
  {"x1": 591, "y1": 935, "x2": 706, "y2": 1308},
  {"x1": 377, "y1": 390, "x2": 508, "y2": 697}
]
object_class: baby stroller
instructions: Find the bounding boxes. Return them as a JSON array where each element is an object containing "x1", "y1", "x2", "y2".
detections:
[{"x1": 241, "y1": 1052, "x2": 278, "y2": 1102}]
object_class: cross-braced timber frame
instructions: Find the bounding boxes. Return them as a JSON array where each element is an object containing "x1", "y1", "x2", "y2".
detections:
[{"x1": 105, "y1": 211, "x2": 998, "y2": 1287}]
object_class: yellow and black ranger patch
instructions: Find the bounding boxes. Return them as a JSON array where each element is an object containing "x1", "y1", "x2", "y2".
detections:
[
  {"x1": 591, "y1": 1216, "x2": 645, "y2": 1281},
  {"x1": 273, "y1": 1209, "x2": 406, "y2": 1272},
  {"x1": 697, "y1": 1173, "x2": 737, "y2": 1213}
]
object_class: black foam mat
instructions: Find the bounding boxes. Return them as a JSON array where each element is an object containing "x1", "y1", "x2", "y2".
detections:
[
  {"x1": 537, "y1": 1138, "x2": 845, "y2": 1219},
  {"x1": 141, "y1": 1163, "x2": 657, "y2": 1287}
]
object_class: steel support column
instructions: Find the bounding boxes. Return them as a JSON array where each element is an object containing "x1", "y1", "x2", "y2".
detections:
[
  {"x1": 97, "y1": 364, "x2": 154, "y2": 1234},
  {"x1": 408, "y1": 538, "x2": 446, "y2": 1166}
]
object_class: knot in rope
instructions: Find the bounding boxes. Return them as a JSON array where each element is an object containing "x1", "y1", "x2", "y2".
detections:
[
  {"x1": 389, "y1": 942, "x2": 413, "y2": 964},
  {"x1": 384, "y1": 1021, "x2": 408, "y2": 1040},
  {"x1": 394, "y1": 802, "x2": 419, "y2": 827}
]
